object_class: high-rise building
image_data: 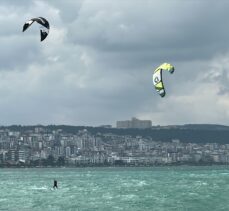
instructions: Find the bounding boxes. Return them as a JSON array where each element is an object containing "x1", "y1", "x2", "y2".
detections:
[
  {"x1": 65, "y1": 146, "x2": 71, "y2": 157},
  {"x1": 9, "y1": 149, "x2": 16, "y2": 161},
  {"x1": 116, "y1": 117, "x2": 152, "y2": 129},
  {"x1": 17, "y1": 150, "x2": 25, "y2": 162}
]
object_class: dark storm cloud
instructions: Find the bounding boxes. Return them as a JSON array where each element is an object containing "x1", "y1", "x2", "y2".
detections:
[{"x1": 69, "y1": 1, "x2": 229, "y2": 63}]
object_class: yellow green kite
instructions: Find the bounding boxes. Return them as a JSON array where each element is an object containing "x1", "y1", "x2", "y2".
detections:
[{"x1": 153, "y1": 63, "x2": 175, "y2": 97}]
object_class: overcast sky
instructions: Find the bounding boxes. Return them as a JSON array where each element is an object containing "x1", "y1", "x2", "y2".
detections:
[{"x1": 0, "y1": 0, "x2": 229, "y2": 126}]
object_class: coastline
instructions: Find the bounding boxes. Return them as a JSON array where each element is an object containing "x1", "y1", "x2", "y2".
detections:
[{"x1": 1, "y1": 162, "x2": 229, "y2": 168}]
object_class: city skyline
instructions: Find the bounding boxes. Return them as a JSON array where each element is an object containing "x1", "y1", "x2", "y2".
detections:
[
  {"x1": 1, "y1": 0, "x2": 229, "y2": 126},
  {"x1": 1, "y1": 125, "x2": 229, "y2": 167}
]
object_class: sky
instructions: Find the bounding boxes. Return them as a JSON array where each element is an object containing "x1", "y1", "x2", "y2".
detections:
[{"x1": 0, "y1": 0, "x2": 229, "y2": 126}]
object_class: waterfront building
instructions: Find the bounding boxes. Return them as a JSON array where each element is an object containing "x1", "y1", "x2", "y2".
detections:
[
  {"x1": 9, "y1": 149, "x2": 16, "y2": 162},
  {"x1": 65, "y1": 146, "x2": 71, "y2": 157},
  {"x1": 0, "y1": 150, "x2": 7, "y2": 163},
  {"x1": 17, "y1": 150, "x2": 25, "y2": 162}
]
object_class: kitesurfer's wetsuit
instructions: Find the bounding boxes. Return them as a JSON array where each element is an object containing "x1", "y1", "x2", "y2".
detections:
[{"x1": 53, "y1": 180, "x2": 58, "y2": 189}]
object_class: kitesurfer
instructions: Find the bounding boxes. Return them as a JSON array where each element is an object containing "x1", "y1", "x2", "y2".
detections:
[{"x1": 53, "y1": 179, "x2": 58, "y2": 189}]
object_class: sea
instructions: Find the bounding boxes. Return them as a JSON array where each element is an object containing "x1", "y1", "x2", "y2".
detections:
[{"x1": 1, "y1": 166, "x2": 229, "y2": 211}]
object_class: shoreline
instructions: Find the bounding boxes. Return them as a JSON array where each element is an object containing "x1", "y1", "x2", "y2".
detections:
[{"x1": 1, "y1": 163, "x2": 229, "y2": 168}]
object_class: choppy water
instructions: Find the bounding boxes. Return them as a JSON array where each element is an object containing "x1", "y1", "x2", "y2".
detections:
[{"x1": 1, "y1": 166, "x2": 229, "y2": 211}]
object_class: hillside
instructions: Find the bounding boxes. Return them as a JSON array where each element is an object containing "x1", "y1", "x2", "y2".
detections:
[{"x1": 1, "y1": 124, "x2": 229, "y2": 144}]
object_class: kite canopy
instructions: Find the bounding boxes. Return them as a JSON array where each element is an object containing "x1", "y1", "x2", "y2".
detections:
[
  {"x1": 152, "y1": 63, "x2": 175, "y2": 97},
  {"x1": 22, "y1": 17, "x2": 50, "y2": 41}
]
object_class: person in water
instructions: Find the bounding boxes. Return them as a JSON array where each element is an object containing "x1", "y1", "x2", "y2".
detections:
[{"x1": 53, "y1": 180, "x2": 58, "y2": 189}]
